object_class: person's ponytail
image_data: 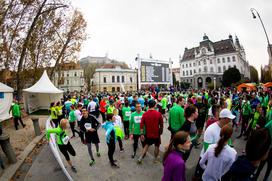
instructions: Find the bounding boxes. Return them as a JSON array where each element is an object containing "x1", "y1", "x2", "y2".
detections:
[{"x1": 214, "y1": 125, "x2": 233, "y2": 157}]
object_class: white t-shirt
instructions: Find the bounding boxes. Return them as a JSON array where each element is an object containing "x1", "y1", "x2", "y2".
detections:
[
  {"x1": 75, "y1": 110, "x2": 82, "y2": 122},
  {"x1": 120, "y1": 97, "x2": 125, "y2": 104},
  {"x1": 88, "y1": 101, "x2": 97, "y2": 112},
  {"x1": 200, "y1": 122, "x2": 221, "y2": 157},
  {"x1": 200, "y1": 144, "x2": 237, "y2": 181},
  {"x1": 114, "y1": 115, "x2": 123, "y2": 130}
]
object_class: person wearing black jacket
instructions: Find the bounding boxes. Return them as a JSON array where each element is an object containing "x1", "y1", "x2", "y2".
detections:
[
  {"x1": 180, "y1": 105, "x2": 199, "y2": 161},
  {"x1": 80, "y1": 108, "x2": 101, "y2": 166}
]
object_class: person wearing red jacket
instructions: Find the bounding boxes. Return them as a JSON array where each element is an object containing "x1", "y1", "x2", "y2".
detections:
[{"x1": 137, "y1": 100, "x2": 163, "y2": 164}]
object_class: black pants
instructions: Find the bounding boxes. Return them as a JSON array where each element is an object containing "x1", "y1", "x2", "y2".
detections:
[
  {"x1": 100, "y1": 112, "x2": 106, "y2": 123},
  {"x1": 240, "y1": 115, "x2": 250, "y2": 136},
  {"x1": 69, "y1": 122, "x2": 80, "y2": 137},
  {"x1": 117, "y1": 136, "x2": 123, "y2": 150},
  {"x1": 124, "y1": 121, "x2": 129, "y2": 137},
  {"x1": 14, "y1": 116, "x2": 25, "y2": 130},
  {"x1": 254, "y1": 148, "x2": 272, "y2": 181},
  {"x1": 58, "y1": 142, "x2": 76, "y2": 161},
  {"x1": 194, "y1": 157, "x2": 204, "y2": 180},
  {"x1": 107, "y1": 139, "x2": 115, "y2": 164},
  {"x1": 133, "y1": 134, "x2": 145, "y2": 153}
]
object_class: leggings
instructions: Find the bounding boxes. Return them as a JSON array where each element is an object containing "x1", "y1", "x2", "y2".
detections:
[
  {"x1": 58, "y1": 142, "x2": 76, "y2": 161},
  {"x1": 123, "y1": 121, "x2": 129, "y2": 137},
  {"x1": 107, "y1": 139, "x2": 115, "y2": 164},
  {"x1": 240, "y1": 115, "x2": 250, "y2": 136},
  {"x1": 14, "y1": 116, "x2": 25, "y2": 130},
  {"x1": 86, "y1": 143, "x2": 99, "y2": 160},
  {"x1": 254, "y1": 148, "x2": 272, "y2": 181},
  {"x1": 100, "y1": 112, "x2": 106, "y2": 123},
  {"x1": 117, "y1": 136, "x2": 123, "y2": 150},
  {"x1": 133, "y1": 134, "x2": 145, "y2": 153},
  {"x1": 69, "y1": 122, "x2": 80, "y2": 137}
]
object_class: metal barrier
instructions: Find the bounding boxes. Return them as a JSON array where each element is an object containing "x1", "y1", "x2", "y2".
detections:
[{"x1": 45, "y1": 117, "x2": 73, "y2": 181}]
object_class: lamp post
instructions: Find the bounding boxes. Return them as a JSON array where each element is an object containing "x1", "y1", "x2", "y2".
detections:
[
  {"x1": 250, "y1": 8, "x2": 272, "y2": 65},
  {"x1": 213, "y1": 77, "x2": 216, "y2": 90}
]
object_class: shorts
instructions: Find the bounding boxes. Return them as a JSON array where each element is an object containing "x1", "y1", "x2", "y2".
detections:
[{"x1": 145, "y1": 137, "x2": 161, "y2": 147}]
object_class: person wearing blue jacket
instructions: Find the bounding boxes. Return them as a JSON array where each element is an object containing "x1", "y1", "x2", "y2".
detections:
[{"x1": 102, "y1": 113, "x2": 119, "y2": 168}]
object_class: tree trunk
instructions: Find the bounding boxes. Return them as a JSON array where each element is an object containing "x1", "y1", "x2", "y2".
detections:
[{"x1": 16, "y1": 0, "x2": 48, "y2": 99}]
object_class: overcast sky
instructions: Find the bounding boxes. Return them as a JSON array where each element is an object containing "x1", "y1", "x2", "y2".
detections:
[{"x1": 72, "y1": 0, "x2": 272, "y2": 75}]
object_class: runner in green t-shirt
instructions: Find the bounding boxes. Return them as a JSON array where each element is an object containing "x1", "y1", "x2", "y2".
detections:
[
  {"x1": 69, "y1": 105, "x2": 80, "y2": 138},
  {"x1": 9, "y1": 100, "x2": 25, "y2": 130},
  {"x1": 122, "y1": 100, "x2": 131, "y2": 139},
  {"x1": 129, "y1": 103, "x2": 145, "y2": 158}
]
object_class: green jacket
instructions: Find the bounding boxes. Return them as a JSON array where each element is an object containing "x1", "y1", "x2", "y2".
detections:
[
  {"x1": 168, "y1": 105, "x2": 185, "y2": 132},
  {"x1": 11, "y1": 103, "x2": 21, "y2": 117},
  {"x1": 161, "y1": 97, "x2": 167, "y2": 109},
  {"x1": 129, "y1": 111, "x2": 144, "y2": 135},
  {"x1": 242, "y1": 101, "x2": 252, "y2": 116},
  {"x1": 122, "y1": 106, "x2": 131, "y2": 121},
  {"x1": 46, "y1": 126, "x2": 67, "y2": 145},
  {"x1": 50, "y1": 107, "x2": 58, "y2": 119}
]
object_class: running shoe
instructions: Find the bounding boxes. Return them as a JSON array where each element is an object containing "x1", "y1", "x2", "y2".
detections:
[
  {"x1": 71, "y1": 166, "x2": 77, "y2": 173},
  {"x1": 111, "y1": 163, "x2": 119, "y2": 168},
  {"x1": 89, "y1": 160, "x2": 95, "y2": 166},
  {"x1": 137, "y1": 159, "x2": 142, "y2": 164}
]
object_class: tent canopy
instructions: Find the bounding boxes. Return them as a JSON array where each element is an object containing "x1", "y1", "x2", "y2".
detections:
[
  {"x1": 237, "y1": 83, "x2": 256, "y2": 92},
  {"x1": 0, "y1": 82, "x2": 14, "y2": 93},
  {"x1": 263, "y1": 82, "x2": 272, "y2": 88},
  {"x1": 23, "y1": 70, "x2": 63, "y2": 93}
]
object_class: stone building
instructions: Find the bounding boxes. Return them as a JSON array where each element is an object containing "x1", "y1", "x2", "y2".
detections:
[
  {"x1": 93, "y1": 64, "x2": 137, "y2": 92},
  {"x1": 180, "y1": 34, "x2": 250, "y2": 89},
  {"x1": 53, "y1": 62, "x2": 85, "y2": 92}
]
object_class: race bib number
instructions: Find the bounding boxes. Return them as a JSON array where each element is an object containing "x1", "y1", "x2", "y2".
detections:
[
  {"x1": 134, "y1": 116, "x2": 142, "y2": 123},
  {"x1": 84, "y1": 123, "x2": 92, "y2": 130},
  {"x1": 125, "y1": 111, "x2": 131, "y2": 117},
  {"x1": 62, "y1": 136, "x2": 70, "y2": 145}
]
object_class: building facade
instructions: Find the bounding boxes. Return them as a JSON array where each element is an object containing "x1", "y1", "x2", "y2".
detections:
[
  {"x1": 180, "y1": 34, "x2": 250, "y2": 89},
  {"x1": 172, "y1": 67, "x2": 180, "y2": 84},
  {"x1": 53, "y1": 62, "x2": 85, "y2": 92},
  {"x1": 93, "y1": 64, "x2": 137, "y2": 93}
]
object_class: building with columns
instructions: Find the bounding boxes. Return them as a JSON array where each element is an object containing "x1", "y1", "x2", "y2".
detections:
[
  {"x1": 180, "y1": 34, "x2": 250, "y2": 89},
  {"x1": 93, "y1": 64, "x2": 137, "y2": 92}
]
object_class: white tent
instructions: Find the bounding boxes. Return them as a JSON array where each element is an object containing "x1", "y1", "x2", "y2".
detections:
[
  {"x1": 23, "y1": 70, "x2": 64, "y2": 114},
  {"x1": 0, "y1": 82, "x2": 14, "y2": 121}
]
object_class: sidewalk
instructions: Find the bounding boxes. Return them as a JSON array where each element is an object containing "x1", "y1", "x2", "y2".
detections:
[{"x1": 0, "y1": 115, "x2": 48, "y2": 177}]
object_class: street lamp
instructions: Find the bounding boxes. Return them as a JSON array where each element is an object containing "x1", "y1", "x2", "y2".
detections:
[
  {"x1": 250, "y1": 8, "x2": 272, "y2": 65},
  {"x1": 213, "y1": 77, "x2": 216, "y2": 90}
]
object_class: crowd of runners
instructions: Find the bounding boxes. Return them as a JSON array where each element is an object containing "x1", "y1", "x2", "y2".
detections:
[{"x1": 46, "y1": 88, "x2": 272, "y2": 181}]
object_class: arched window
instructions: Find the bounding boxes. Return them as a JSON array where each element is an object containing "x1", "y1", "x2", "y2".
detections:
[
  {"x1": 210, "y1": 67, "x2": 214, "y2": 72},
  {"x1": 204, "y1": 66, "x2": 207, "y2": 72},
  {"x1": 199, "y1": 68, "x2": 201, "y2": 72},
  {"x1": 203, "y1": 59, "x2": 206, "y2": 65},
  {"x1": 223, "y1": 66, "x2": 226, "y2": 71},
  {"x1": 222, "y1": 58, "x2": 225, "y2": 63},
  {"x1": 227, "y1": 57, "x2": 230, "y2": 62},
  {"x1": 217, "y1": 58, "x2": 220, "y2": 63},
  {"x1": 210, "y1": 59, "x2": 213, "y2": 64},
  {"x1": 232, "y1": 56, "x2": 236, "y2": 62}
]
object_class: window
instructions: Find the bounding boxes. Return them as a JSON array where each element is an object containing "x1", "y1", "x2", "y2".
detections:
[
  {"x1": 182, "y1": 64, "x2": 184, "y2": 68},
  {"x1": 80, "y1": 72, "x2": 83, "y2": 77},
  {"x1": 228, "y1": 65, "x2": 231, "y2": 69},
  {"x1": 193, "y1": 63, "x2": 196, "y2": 67},
  {"x1": 186, "y1": 64, "x2": 188, "y2": 68},
  {"x1": 186, "y1": 70, "x2": 188, "y2": 76},
  {"x1": 62, "y1": 72, "x2": 64, "y2": 77},
  {"x1": 217, "y1": 58, "x2": 220, "y2": 63},
  {"x1": 117, "y1": 76, "x2": 120, "y2": 82},
  {"x1": 190, "y1": 70, "x2": 192, "y2": 75},
  {"x1": 199, "y1": 68, "x2": 201, "y2": 72},
  {"x1": 112, "y1": 76, "x2": 115, "y2": 83},
  {"x1": 194, "y1": 69, "x2": 196, "y2": 73},
  {"x1": 130, "y1": 77, "x2": 133, "y2": 83},
  {"x1": 210, "y1": 59, "x2": 213, "y2": 64},
  {"x1": 204, "y1": 66, "x2": 207, "y2": 72},
  {"x1": 190, "y1": 79, "x2": 192, "y2": 83},
  {"x1": 103, "y1": 87, "x2": 107, "y2": 92},
  {"x1": 189, "y1": 63, "x2": 192, "y2": 67},
  {"x1": 67, "y1": 80, "x2": 69, "y2": 85},
  {"x1": 183, "y1": 71, "x2": 185, "y2": 76},
  {"x1": 203, "y1": 59, "x2": 206, "y2": 65},
  {"x1": 227, "y1": 57, "x2": 230, "y2": 62},
  {"x1": 67, "y1": 73, "x2": 69, "y2": 77},
  {"x1": 112, "y1": 87, "x2": 115, "y2": 92},
  {"x1": 210, "y1": 67, "x2": 214, "y2": 72},
  {"x1": 232, "y1": 56, "x2": 236, "y2": 62},
  {"x1": 199, "y1": 61, "x2": 201, "y2": 66},
  {"x1": 74, "y1": 72, "x2": 77, "y2": 77},
  {"x1": 223, "y1": 66, "x2": 226, "y2": 71},
  {"x1": 218, "y1": 67, "x2": 221, "y2": 73},
  {"x1": 122, "y1": 76, "x2": 125, "y2": 83},
  {"x1": 234, "y1": 65, "x2": 236, "y2": 68},
  {"x1": 103, "y1": 77, "x2": 106, "y2": 83},
  {"x1": 222, "y1": 58, "x2": 225, "y2": 63}
]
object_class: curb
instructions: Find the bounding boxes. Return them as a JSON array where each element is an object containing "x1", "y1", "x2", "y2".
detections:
[{"x1": 0, "y1": 133, "x2": 45, "y2": 181}]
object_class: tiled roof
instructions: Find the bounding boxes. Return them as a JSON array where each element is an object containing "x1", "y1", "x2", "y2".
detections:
[{"x1": 181, "y1": 38, "x2": 237, "y2": 62}]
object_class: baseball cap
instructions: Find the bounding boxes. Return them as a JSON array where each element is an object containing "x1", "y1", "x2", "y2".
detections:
[{"x1": 219, "y1": 108, "x2": 235, "y2": 119}]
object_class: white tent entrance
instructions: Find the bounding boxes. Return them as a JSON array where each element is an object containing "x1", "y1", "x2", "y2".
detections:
[
  {"x1": 0, "y1": 82, "x2": 14, "y2": 121},
  {"x1": 23, "y1": 70, "x2": 63, "y2": 114}
]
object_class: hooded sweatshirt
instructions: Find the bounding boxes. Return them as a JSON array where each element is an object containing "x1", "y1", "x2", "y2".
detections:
[{"x1": 102, "y1": 121, "x2": 116, "y2": 144}]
